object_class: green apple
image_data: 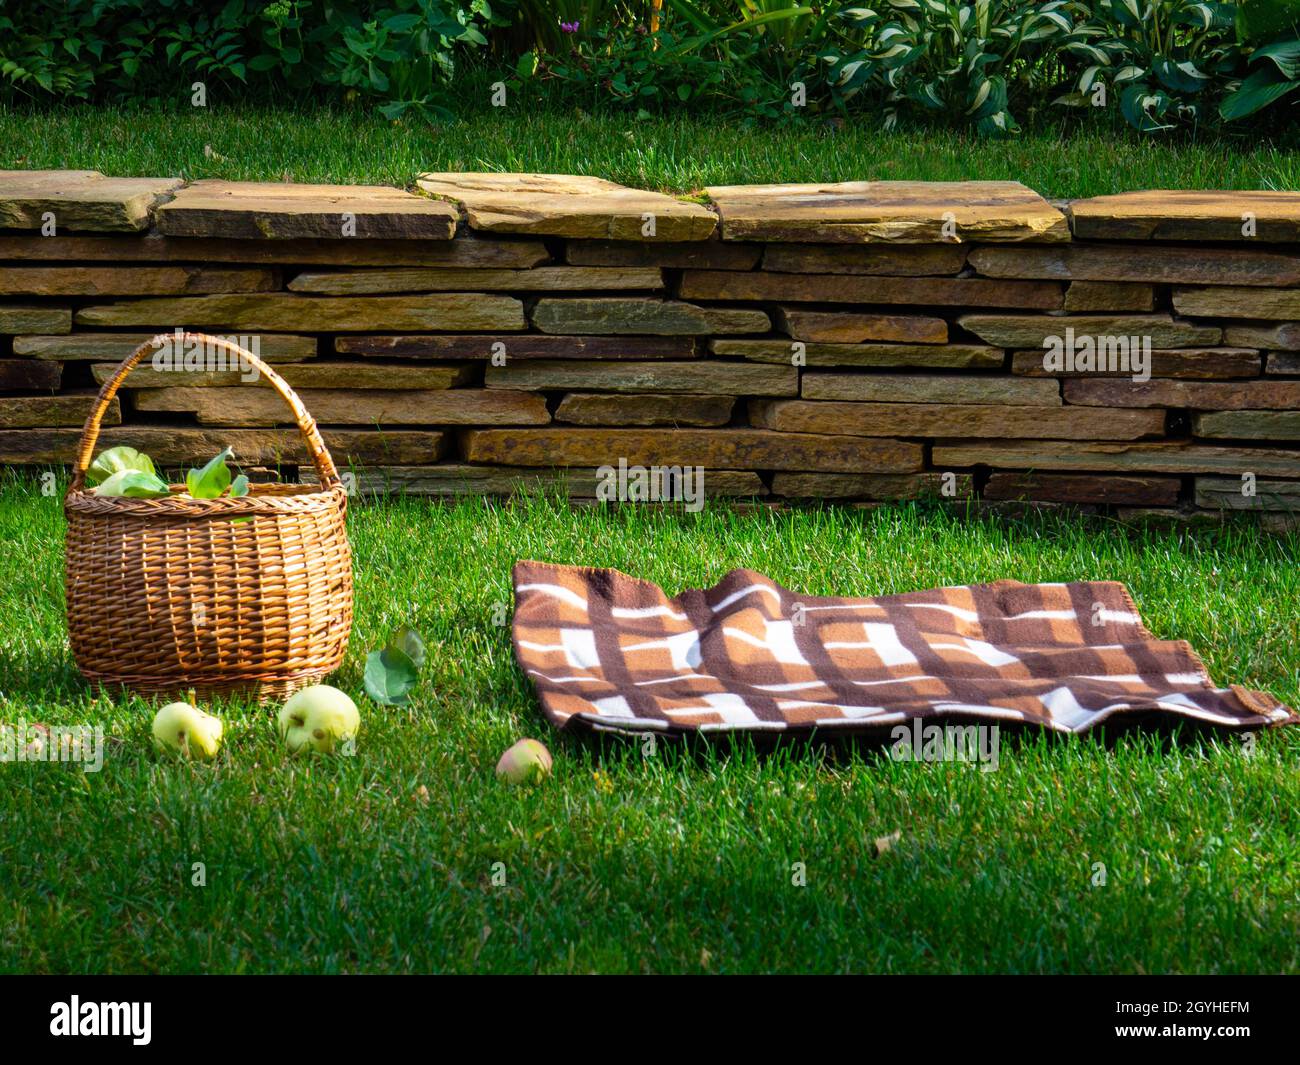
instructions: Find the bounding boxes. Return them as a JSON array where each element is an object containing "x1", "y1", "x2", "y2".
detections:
[
  {"x1": 278, "y1": 685, "x2": 360, "y2": 754},
  {"x1": 495, "y1": 738, "x2": 553, "y2": 785},
  {"x1": 152, "y1": 701, "x2": 223, "y2": 759}
]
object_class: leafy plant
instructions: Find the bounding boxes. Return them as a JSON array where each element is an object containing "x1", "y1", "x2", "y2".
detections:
[
  {"x1": 364, "y1": 625, "x2": 426, "y2": 705},
  {"x1": 1057, "y1": 1, "x2": 1239, "y2": 131},
  {"x1": 93, "y1": 469, "x2": 172, "y2": 499},
  {"x1": 85, "y1": 445, "x2": 249, "y2": 501},
  {"x1": 0, "y1": 0, "x2": 497, "y2": 122},
  {"x1": 186, "y1": 447, "x2": 250, "y2": 500},
  {"x1": 1220, "y1": 34, "x2": 1300, "y2": 117},
  {"x1": 86, "y1": 445, "x2": 157, "y2": 488},
  {"x1": 1221, "y1": 1, "x2": 1300, "y2": 120},
  {"x1": 821, "y1": 0, "x2": 1077, "y2": 135}
]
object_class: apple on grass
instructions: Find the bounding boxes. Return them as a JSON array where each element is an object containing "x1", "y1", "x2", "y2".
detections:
[
  {"x1": 152, "y1": 702, "x2": 223, "y2": 760},
  {"x1": 278, "y1": 685, "x2": 360, "y2": 753},
  {"x1": 495, "y1": 739, "x2": 553, "y2": 785}
]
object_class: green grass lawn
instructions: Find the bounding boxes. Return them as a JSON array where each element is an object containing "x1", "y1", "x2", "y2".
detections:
[
  {"x1": 1, "y1": 473, "x2": 1297, "y2": 973},
  {"x1": 4, "y1": 104, "x2": 1300, "y2": 196}
]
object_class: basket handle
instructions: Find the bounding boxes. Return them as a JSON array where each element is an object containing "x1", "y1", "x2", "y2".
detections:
[{"x1": 69, "y1": 331, "x2": 342, "y2": 492}]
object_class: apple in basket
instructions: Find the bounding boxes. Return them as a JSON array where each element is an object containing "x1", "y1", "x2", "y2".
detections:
[
  {"x1": 278, "y1": 685, "x2": 361, "y2": 754},
  {"x1": 152, "y1": 702, "x2": 224, "y2": 760}
]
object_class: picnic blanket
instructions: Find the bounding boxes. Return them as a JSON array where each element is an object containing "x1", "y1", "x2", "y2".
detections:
[{"x1": 511, "y1": 561, "x2": 1295, "y2": 735}]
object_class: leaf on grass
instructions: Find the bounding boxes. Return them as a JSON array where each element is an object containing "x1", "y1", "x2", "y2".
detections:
[
  {"x1": 364, "y1": 646, "x2": 418, "y2": 705},
  {"x1": 873, "y1": 830, "x2": 902, "y2": 857},
  {"x1": 86, "y1": 445, "x2": 156, "y2": 487},
  {"x1": 387, "y1": 625, "x2": 426, "y2": 670}
]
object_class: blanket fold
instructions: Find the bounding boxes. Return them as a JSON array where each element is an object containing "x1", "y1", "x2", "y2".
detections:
[{"x1": 511, "y1": 562, "x2": 1295, "y2": 735}]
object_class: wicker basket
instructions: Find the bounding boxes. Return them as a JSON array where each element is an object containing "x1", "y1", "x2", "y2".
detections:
[{"x1": 64, "y1": 333, "x2": 353, "y2": 703}]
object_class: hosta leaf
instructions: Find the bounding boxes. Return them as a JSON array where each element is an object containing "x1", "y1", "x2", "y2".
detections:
[
  {"x1": 1153, "y1": 56, "x2": 1208, "y2": 93},
  {"x1": 87, "y1": 445, "x2": 156, "y2": 487},
  {"x1": 1221, "y1": 65, "x2": 1300, "y2": 119},
  {"x1": 1253, "y1": 38, "x2": 1300, "y2": 80},
  {"x1": 187, "y1": 447, "x2": 233, "y2": 499},
  {"x1": 229, "y1": 474, "x2": 249, "y2": 498},
  {"x1": 364, "y1": 646, "x2": 418, "y2": 705}
]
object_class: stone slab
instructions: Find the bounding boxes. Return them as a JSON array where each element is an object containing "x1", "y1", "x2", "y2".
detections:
[
  {"x1": 679, "y1": 270, "x2": 1063, "y2": 309},
  {"x1": 94, "y1": 361, "x2": 474, "y2": 390},
  {"x1": 1172, "y1": 286, "x2": 1300, "y2": 319},
  {"x1": 555, "y1": 393, "x2": 735, "y2": 427},
  {"x1": 776, "y1": 308, "x2": 948, "y2": 344},
  {"x1": 566, "y1": 241, "x2": 760, "y2": 270},
  {"x1": 1267, "y1": 353, "x2": 1300, "y2": 374},
  {"x1": 802, "y1": 373, "x2": 1061, "y2": 405},
  {"x1": 969, "y1": 242, "x2": 1300, "y2": 286},
  {"x1": 0, "y1": 265, "x2": 277, "y2": 297},
  {"x1": 15, "y1": 333, "x2": 317, "y2": 362},
  {"x1": 1069, "y1": 190, "x2": 1300, "y2": 241},
  {"x1": 417, "y1": 172, "x2": 717, "y2": 241},
  {"x1": 1063, "y1": 379, "x2": 1300, "y2": 410},
  {"x1": 531, "y1": 298, "x2": 768, "y2": 335},
  {"x1": 959, "y1": 314, "x2": 1221, "y2": 348},
  {"x1": 1192, "y1": 411, "x2": 1300, "y2": 440},
  {"x1": 335, "y1": 334, "x2": 695, "y2": 360},
  {"x1": 770, "y1": 471, "x2": 970, "y2": 500},
  {"x1": 0, "y1": 427, "x2": 444, "y2": 467},
  {"x1": 1226, "y1": 324, "x2": 1300, "y2": 351},
  {"x1": 1195, "y1": 476, "x2": 1300, "y2": 511},
  {"x1": 1064, "y1": 281, "x2": 1155, "y2": 312},
  {"x1": 75, "y1": 293, "x2": 525, "y2": 331},
  {"x1": 1011, "y1": 348, "x2": 1260, "y2": 379},
  {"x1": 983, "y1": 472, "x2": 1180, "y2": 505},
  {"x1": 156, "y1": 179, "x2": 458, "y2": 240},
  {"x1": 0, "y1": 233, "x2": 551, "y2": 268},
  {"x1": 287, "y1": 266, "x2": 664, "y2": 295},
  {"x1": 705, "y1": 181, "x2": 1069, "y2": 243},
  {"x1": 751, "y1": 399, "x2": 1161, "y2": 440},
  {"x1": 710, "y1": 339, "x2": 1003, "y2": 369},
  {"x1": 0, "y1": 169, "x2": 181, "y2": 232},
  {"x1": 484, "y1": 360, "x2": 795, "y2": 396},
  {"x1": 462, "y1": 428, "x2": 924, "y2": 473},
  {"x1": 302, "y1": 463, "x2": 764, "y2": 498},
  {"x1": 932, "y1": 440, "x2": 1300, "y2": 477},
  {"x1": 762, "y1": 243, "x2": 969, "y2": 275},
  {"x1": 0, "y1": 393, "x2": 118, "y2": 428},
  {"x1": 133, "y1": 387, "x2": 549, "y2": 427},
  {"x1": 0, "y1": 306, "x2": 71, "y2": 334}
]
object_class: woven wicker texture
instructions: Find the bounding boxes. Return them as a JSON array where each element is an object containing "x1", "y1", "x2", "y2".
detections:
[{"x1": 64, "y1": 333, "x2": 353, "y2": 702}]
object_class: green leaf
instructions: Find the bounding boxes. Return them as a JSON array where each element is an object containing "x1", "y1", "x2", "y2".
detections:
[
  {"x1": 229, "y1": 474, "x2": 250, "y2": 498},
  {"x1": 1253, "y1": 37, "x2": 1300, "y2": 80},
  {"x1": 87, "y1": 445, "x2": 156, "y2": 488},
  {"x1": 186, "y1": 447, "x2": 233, "y2": 499},
  {"x1": 364, "y1": 646, "x2": 418, "y2": 705},
  {"x1": 1221, "y1": 66, "x2": 1300, "y2": 119},
  {"x1": 387, "y1": 625, "x2": 426, "y2": 670},
  {"x1": 93, "y1": 469, "x2": 171, "y2": 499}
]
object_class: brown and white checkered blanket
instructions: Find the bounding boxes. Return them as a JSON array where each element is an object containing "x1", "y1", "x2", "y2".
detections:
[{"x1": 511, "y1": 562, "x2": 1295, "y2": 735}]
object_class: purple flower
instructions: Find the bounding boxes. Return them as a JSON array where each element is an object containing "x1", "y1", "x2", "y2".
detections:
[{"x1": 561, "y1": 20, "x2": 580, "y2": 33}]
